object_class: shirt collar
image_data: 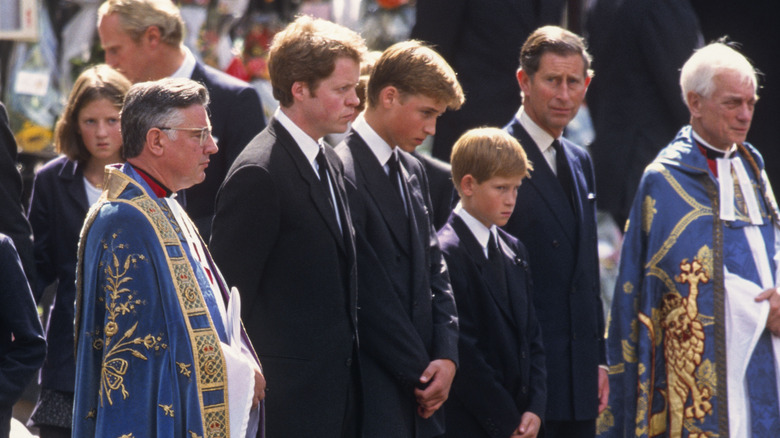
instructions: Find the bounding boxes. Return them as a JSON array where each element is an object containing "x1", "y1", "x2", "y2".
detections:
[
  {"x1": 131, "y1": 164, "x2": 173, "y2": 198},
  {"x1": 691, "y1": 129, "x2": 736, "y2": 158},
  {"x1": 171, "y1": 46, "x2": 197, "y2": 79},
  {"x1": 275, "y1": 107, "x2": 322, "y2": 167},
  {"x1": 517, "y1": 105, "x2": 558, "y2": 153},
  {"x1": 352, "y1": 113, "x2": 395, "y2": 168},
  {"x1": 454, "y1": 202, "x2": 498, "y2": 258}
]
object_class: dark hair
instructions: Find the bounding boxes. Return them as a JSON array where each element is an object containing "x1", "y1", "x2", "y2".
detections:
[
  {"x1": 519, "y1": 25, "x2": 593, "y2": 78},
  {"x1": 268, "y1": 15, "x2": 365, "y2": 107},
  {"x1": 121, "y1": 77, "x2": 209, "y2": 158},
  {"x1": 55, "y1": 64, "x2": 131, "y2": 162}
]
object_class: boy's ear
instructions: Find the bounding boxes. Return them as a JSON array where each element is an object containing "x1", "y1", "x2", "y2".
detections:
[
  {"x1": 460, "y1": 174, "x2": 476, "y2": 197},
  {"x1": 379, "y1": 85, "x2": 399, "y2": 108}
]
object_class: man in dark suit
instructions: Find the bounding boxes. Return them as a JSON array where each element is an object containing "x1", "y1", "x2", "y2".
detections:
[
  {"x1": 0, "y1": 234, "x2": 46, "y2": 438},
  {"x1": 0, "y1": 101, "x2": 35, "y2": 284},
  {"x1": 411, "y1": 0, "x2": 566, "y2": 162},
  {"x1": 335, "y1": 41, "x2": 461, "y2": 438},
  {"x1": 97, "y1": 0, "x2": 265, "y2": 240},
  {"x1": 411, "y1": 152, "x2": 456, "y2": 231},
  {"x1": 502, "y1": 26, "x2": 607, "y2": 438},
  {"x1": 438, "y1": 127, "x2": 546, "y2": 438},
  {"x1": 210, "y1": 16, "x2": 365, "y2": 438},
  {"x1": 585, "y1": 0, "x2": 703, "y2": 228}
]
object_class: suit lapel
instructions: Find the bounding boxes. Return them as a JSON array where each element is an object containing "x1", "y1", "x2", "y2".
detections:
[
  {"x1": 272, "y1": 119, "x2": 346, "y2": 252},
  {"x1": 349, "y1": 133, "x2": 411, "y2": 254},
  {"x1": 450, "y1": 214, "x2": 515, "y2": 324},
  {"x1": 507, "y1": 119, "x2": 577, "y2": 246},
  {"x1": 60, "y1": 160, "x2": 90, "y2": 212},
  {"x1": 498, "y1": 229, "x2": 529, "y2": 331}
]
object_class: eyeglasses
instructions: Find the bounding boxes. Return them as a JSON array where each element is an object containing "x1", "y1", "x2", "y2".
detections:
[{"x1": 158, "y1": 126, "x2": 213, "y2": 146}]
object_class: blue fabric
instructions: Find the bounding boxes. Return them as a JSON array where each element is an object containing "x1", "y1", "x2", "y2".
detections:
[
  {"x1": 747, "y1": 331, "x2": 780, "y2": 437},
  {"x1": 73, "y1": 164, "x2": 230, "y2": 437},
  {"x1": 599, "y1": 126, "x2": 780, "y2": 437}
]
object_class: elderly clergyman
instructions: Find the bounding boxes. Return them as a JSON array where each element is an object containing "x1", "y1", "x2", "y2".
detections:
[
  {"x1": 73, "y1": 78, "x2": 265, "y2": 438},
  {"x1": 602, "y1": 41, "x2": 780, "y2": 438}
]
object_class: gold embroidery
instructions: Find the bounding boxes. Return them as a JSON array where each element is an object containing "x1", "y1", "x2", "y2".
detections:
[
  {"x1": 118, "y1": 434, "x2": 134, "y2": 438},
  {"x1": 608, "y1": 363, "x2": 624, "y2": 375},
  {"x1": 189, "y1": 432, "x2": 203, "y2": 438},
  {"x1": 159, "y1": 404, "x2": 175, "y2": 417},
  {"x1": 86, "y1": 409, "x2": 96, "y2": 419},
  {"x1": 661, "y1": 259, "x2": 712, "y2": 438},
  {"x1": 177, "y1": 361, "x2": 192, "y2": 377},
  {"x1": 98, "y1": 242, "x2": 167, "y2": 407},
  {"x1": 642, "y1": 196, "x2": 657, "y2": 233},
  {"x1": 621, "y1": 339, "x2": 637, "y2": 363},
  {"x1": 596, "y1": 407, "x2": 614, "y2": 434}
]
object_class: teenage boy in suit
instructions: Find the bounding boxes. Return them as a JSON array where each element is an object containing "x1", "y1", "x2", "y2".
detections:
[
  {"x1": 210, "y1": 16, "x2": 365, "y2": 438},
  {"x1": 335, "y1": 40, "x2": 463, "y2": 437},
  {"x1": 438, "y1": 127, "x2": 545, "y2": 438}
]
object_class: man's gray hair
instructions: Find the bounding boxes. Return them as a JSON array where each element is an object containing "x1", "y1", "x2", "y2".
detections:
[
  {"x1": 121, "y1": 77, "x2": 209, "y2": 158},
  {"x1": 98, "y1": 0, "x2": 184, "y2": 47},
  {"x1": 680, "y1": 41, "x2": 757, "y2": 103}
]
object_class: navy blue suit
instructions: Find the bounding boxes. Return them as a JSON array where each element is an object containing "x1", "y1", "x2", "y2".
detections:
[
  {"x1": 438, "y1": 214, "x2": 546, "y2": 438},
  {"x1": 182, "y1": 61, "x2": 266, "y2": 240},
  {"x1": 336, "y1": 131, "x2": 458, "y2": 438},
  {"x1": 503, "y1": 119, "x2": 605, "y2": 424},
  {"x1": 0, "y1": 234, "x2": 46, "y2": 437},
  {"x1": 27, "y1": 156, "x2": 89, "y2": 392}
]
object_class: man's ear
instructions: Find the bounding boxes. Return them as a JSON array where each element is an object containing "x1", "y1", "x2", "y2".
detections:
[
  {"x1": 460, "y1": 174, "x2": 476, "y2": 197},
  {"x1": 687, "y1": 91, "x2": 702, "y2": 117},
  {"x1": 291, "y1": 81, "x2": 309, "y2": 102},
  {"x1": 142, "y1": 25, "x2": 162, "y2": 49},
  {"x1": 146, "y1": 128, "x2": 166, "y2": 157},
  {"x1": 517, "y1": 69, "x2": 530, "y2": 95}
]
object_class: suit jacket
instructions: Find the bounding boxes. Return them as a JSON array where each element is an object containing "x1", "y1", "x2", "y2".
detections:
[
  {"x1": 336, "y1": 131, "x2": 458, "y2": 438},
  {"x1": 412, "y1": 151, "x2": 457, "y2": 231},
  {"x1": 411, "y1": 0, "x2": 566, "y2": 161},
  {"x1": 210, "y1": 118, "x2": 358, "y2": 437},
  {"x1": 503, "y1": 119, "x2": 605, "y2": 421},
  {"x1": 181, "y1": 61, "x2": 265, "y2": 240},
  {"x1": 0, "y1": 102, "x2": 35, "y2": 284},
  {"x1": 438, "y1": 214, "x2": 546, "y2": 438},
  {"x1": 0, "y1": 234, "x2": 46, "y2": 434},
  {"x1": 585, "y1": 0, "x2": 702, "y2": 227},
  {"x1": 27, "y1": 156, "x2": 89, "y2": 391}
]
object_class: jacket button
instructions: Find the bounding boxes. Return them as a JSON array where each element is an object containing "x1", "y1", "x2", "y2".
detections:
[
  {"x1": 522, "y1": 386, "x2": 528, "y2": 393},
  {"x1": 521, "y1": 351, "x2": 527, "y2": 359},
  {"x1": 346, "y1": 357, "x2": 352, "y2": 367},
  {"x1": 552, "y1": 240, "x2": 560, "y2": 247}
]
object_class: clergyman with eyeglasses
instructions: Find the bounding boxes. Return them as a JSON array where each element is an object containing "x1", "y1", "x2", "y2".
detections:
[{"x1": 72, "y1": 77, "x2": 266, "y2": 438}]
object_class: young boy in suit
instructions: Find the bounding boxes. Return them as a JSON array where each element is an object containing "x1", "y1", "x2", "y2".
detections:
[
  {"x1": 438, "y1": 127, "x2": 546, "y2": 438},
  {"x1": 335, "y1": 40, "x2": 463, "y2": 437}
]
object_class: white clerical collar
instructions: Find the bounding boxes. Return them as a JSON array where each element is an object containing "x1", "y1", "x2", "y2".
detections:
[
  {"x1": 171, "y1": 46, "x2": 197, "y2": 79},
  {"x1": 517, "y1": 106, "x2": 558, "y2": 155},
  {"x1": 454, "y1": 203, "x2": 498, "y2": 258},
  {"x1": 275, "y1": 107, "x2": 322, "y2": 170},
  {"x1": 352, "y1": 113, "x2": 395, "y2": 171},
  {"x1": 691, "y1": 129, "x2": 736, "y2": 158}
]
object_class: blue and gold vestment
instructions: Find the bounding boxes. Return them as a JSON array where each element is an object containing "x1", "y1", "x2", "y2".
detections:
[
  {"x1": 598, "y1": 126, "x2": 780, "y2": 437},
  {"x1": 74, "y1": 164, "x2": 233, "y2": 438}
]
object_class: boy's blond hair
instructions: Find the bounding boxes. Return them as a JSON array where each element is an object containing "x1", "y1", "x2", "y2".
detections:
[
  {"x1": 366, "y1": 40, "x2": 464, "y2": 110},
  {"x1": 450, "y1": 127, "x2": 532, "y2": 195},
  {"x1": 268, "y1": 15, "x2": 365, "y2": 107}
]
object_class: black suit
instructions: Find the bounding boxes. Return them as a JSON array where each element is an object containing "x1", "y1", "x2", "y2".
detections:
[
  {"x1": 0, "y1": 102, "x2": 35, "y2": 285},
  {"x1": 210, "y1": 118, "x2": 359, "y2": 437},
  {"x1": 411, "y1": 151, "x2": 457, "y2": 231},
  {"x1": 0, "y1": 234, "x2": 46, "y2": 438},
  {"x1": 411, "y1": 0, "x2": 566, "y2": 161},
  {"x1": 585, "y1": 0, "x2": 702, "y2": 227},
  {"x1": 503, "y1": 119, "x2": 604, "y2": 430},
  {"x1": 438, "y1": 214, "x2": 546, "y2": 438},
  {"x1": 336, "y1": 131, "x2": 458, "y2": 438},
  {"x1": 182, "y1": 61, "x2": 265, "y2": 240}
]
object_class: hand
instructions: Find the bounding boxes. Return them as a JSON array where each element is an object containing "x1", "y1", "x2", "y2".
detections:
[
  {"x1": 598, "y1": 366, "x2": 609, "y2": 414},
  {"x1": 252, "y1": 368, "x2": 266, "y2": 408},
  {"x1": 413, "y1": 359, "x2": 456, "y2": 419},
  {"x1": 755, "y1": 287, "x2": 780, "y2": 336},
  {"x1": 510, "y1": 412, "x2": 541, "y2": 438}
]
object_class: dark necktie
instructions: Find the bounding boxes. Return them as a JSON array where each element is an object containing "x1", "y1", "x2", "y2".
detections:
[
  {"x1": 316, "y1": 146, "x2": 346, "y2": 237},
  {"x1": 487, "y1": 232, "x2": 509, "y2": 303},
  {"x1": 552, "y1": 139, "x2": 574, "y2": 209},
  {"x1": 387, "y1": 151, "x2": 408, "y2": 215}
]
